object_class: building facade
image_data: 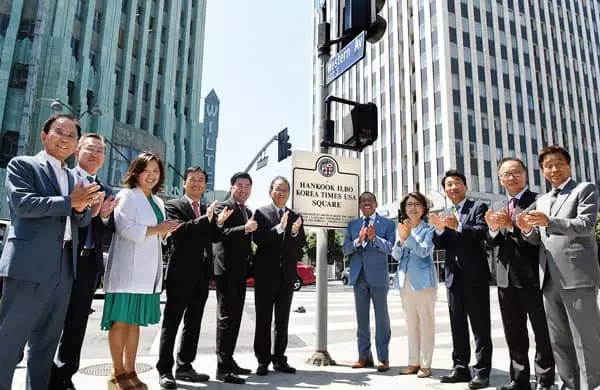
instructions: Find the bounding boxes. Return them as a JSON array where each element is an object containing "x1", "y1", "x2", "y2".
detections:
[
  {"x1": 200, "y1": 89, "x2": 219, "y2": 192},
  {"x1": 313, "y1": 0, "x2": 600, "y2": 214},
  {"x1": 0, "y1": 0, "x2": 208, "y2": 217}
]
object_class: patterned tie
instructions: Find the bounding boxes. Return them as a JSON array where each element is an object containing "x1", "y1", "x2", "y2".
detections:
[
  {"x1": 278, "y1": 208, "x2": 284, "y2": 219},
  {"x1": 508, "y1": 197, "x2": 518, "y2": 218},
  {"x1": 452, "y1": 205, "x2": 460, "y2": 219},
  {"x1": 363, "y1": 217, "x2": 370, "y2": 228},
  {"x1": 192, "y1": 201, "x2": 200, "y2": 218},
  {"x1": 549, "y1": 188, "x2": 561, "y2": 214}
]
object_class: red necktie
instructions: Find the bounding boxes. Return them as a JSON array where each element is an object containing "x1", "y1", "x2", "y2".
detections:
[
  {"x1": 508, "y1": 197, "x2": 517, "y2": 218},
  {"x1": 192, "y1": 201, "x2": 200, "y2": 218}
]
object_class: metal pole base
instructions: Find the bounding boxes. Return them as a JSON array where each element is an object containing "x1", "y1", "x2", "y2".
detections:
[{"x1": 306, "y1": 351, "x2": 336, "y2": 366}]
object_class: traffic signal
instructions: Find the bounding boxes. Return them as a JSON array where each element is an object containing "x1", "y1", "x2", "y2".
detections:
[
  {"x1": 341, "y1": 103, "x2": 378, "y2": 151},
  {"x1": 341, "y1": 0, "x2": 387, "y2": 48},
  {"x1": 277, "y1": 128, "x2": 292, "y2": 162}
]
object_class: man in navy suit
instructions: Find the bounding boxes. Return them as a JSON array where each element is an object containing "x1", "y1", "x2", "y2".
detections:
[
  {"x1": 0, "y1": 114, "x2": 100, "y2": 390},
  {"x1": 50, "y1": 134, "x2": 119, "y2": 390},
  {"x1": 342, "y1": 191, "x2": 395, "y2": 372},
  {"x1": 430, "y1": 170, "x2": 492, "y2": 389}
]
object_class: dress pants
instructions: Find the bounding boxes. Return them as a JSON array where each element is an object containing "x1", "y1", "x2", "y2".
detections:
[
  {"x1": 543, "y1": 277, "x2": 600, "y2": 390},
  {"x1": 353, "y1": 271, "x2": 391, "y2": 362},
  {"x1": 215, "y1": 274, "x2": 246, "y2": 374},
  {"x1": 253, "y1": 272, "x2": 294, "y2": 364},
  {"x1": 447, "y1": 281, "x2": 493, "y2": 378},
  {"x1": 0, "y1": 248, "x2": 73, "y2": 390},
  {"x1": 498, "y1": 285, "x2": 555, "y2": 387},
  {"x1": 52, "y1": 250, "x2": 100, "y2": 383},
  {"x1": 400, "y1": 274, "x2": 436, "y2": 368},
  {"x1": 156, "y1": 277, "x2": 209, "y2": 374}
]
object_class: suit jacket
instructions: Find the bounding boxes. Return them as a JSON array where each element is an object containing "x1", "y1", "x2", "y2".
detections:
[
  {"x1": 433, "y1": 199, "x2": 490, "y2": 288},
  {"x1": 0, "y1": 152, "x2": 91, "y2": 283},
  {"x1": 212, "y1": 198, "x2": 253, "y2": 280},
  {"x1": 342, "y1": 213, "x2": 395, "y2": 288},
  {"x1": 163, "y1": 196, "x2": 213, "y2": 291},
  {"x1": 487, "y1": 189, "x2": 540, "y2": 288},
  {"x1": 523, "y1": 179, "x2": 600, "y2": 289},
  {"x1": 252, "y1": 204, "x2": 307, "y2": 286},
  {"x1": 74, "y1": 168, "x2": 115, "y2": 273},
  {"x1": 104, "y1": 188, "x2": 165, "y2": 293},
  {"x1": 391, "y1": 221, "x2": 438, "y2": 291}
]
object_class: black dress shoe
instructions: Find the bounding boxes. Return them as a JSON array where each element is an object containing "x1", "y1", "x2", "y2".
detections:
[
  {"x1": 232, "y1": 362, "x2": 252, "y2": 375},
  {"x1": 175, "y1": 367, "x2": 210, "y2": 382},
  {"x1": 497, "y1": 380, "x2": 529, "y2": 390},
  {"x1": 216, "y1": 372, "x2": 246, "y2": 384},
  {"x1": 50, "y1": 378, "x2": 77, "y2": 390},
  {"x1": 440, "y1": 368, "x2": 472, "y2": 383},
  {"x1": 158, "y1": 373, "x2": 177, "y2": 389},
  {"x1": 535, "y1": 384, "x2": 553, "y2": 390},
  {"x1": 273, "y1": 361, "x2": 296, "y2": 374},
  {"x1": 469, "y1": 375, "x2": 490, "y2": 390},
  {"x1": 256, "y1": 364, "x2": 269, "y2": 376}
]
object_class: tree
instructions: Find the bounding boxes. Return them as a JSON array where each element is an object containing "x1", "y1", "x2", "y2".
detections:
[{"x1": 304, "y1": 230, "x2": 345, "y2": 267}]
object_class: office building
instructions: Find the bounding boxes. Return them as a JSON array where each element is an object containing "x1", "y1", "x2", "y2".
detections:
[
  {"x1": 0, "y1": 0, "x2": 208, "y2": 217},
  {"x1": 313, "y1": 0, "x2": 600, "y2": 213},
  {"x1": 201, "y1": 89, "x2": 220, "y2": 192}
]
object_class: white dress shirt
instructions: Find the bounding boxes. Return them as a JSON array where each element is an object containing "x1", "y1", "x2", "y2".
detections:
[{"x1": 43, "y1": 151, "x2": 71, "y2": 241}]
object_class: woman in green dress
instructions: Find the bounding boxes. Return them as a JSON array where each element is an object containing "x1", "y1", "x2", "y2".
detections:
[{"x1": 102, "y1": 152, "x2": 180, "y2": 390}]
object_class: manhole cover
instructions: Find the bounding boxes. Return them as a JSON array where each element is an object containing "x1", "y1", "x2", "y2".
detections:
[{"x1": 79, "y1": 363, "x2": 154, "y2": 376}]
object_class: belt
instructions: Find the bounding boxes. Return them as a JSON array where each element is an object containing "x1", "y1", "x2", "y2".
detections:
[
  {"x1": 80, "y1": 248, "x2": 94, "y2": 257},
  {"x1": 62, "y1": 240, "x2": 73, "y2": 250}
]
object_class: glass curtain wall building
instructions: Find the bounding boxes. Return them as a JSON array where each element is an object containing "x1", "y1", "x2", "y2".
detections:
[
  {"x1": 0, "y1": 0, "x2": 208, "y2": 217},
  {"x1": 313, "y1": 0, "x2": 600, "y2": 214}
]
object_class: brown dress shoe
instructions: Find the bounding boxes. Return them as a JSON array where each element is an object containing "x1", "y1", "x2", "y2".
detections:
[
  {"x1": 417, "y1": 368, "x2": 432, "y2": 378},
  {"x1": 351, "y1": 359, "x2": 374, "y2": 368},
  {"x1": 399, "y1": 365, "x2": 420, "y2": 375},
  {"x1": 376, "y1": 361, "x2": 390, "y2": 372}
]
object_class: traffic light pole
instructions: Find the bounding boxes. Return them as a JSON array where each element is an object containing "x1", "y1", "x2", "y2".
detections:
[{"x1": 307, "y1": 1, "x2": 336, "y2": 366}]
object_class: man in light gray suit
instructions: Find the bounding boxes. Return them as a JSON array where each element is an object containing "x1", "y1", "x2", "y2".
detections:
[
  {"x1": 0, "y1": 114, "x2": 101, "y2": 390},
  {"x1": 516, "y1": 145, "x2": 600, "y2": 390}
]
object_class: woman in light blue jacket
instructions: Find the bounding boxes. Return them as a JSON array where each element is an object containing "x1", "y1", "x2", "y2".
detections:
[{"x1": 392, "y1": 192, "x2": 437, "y2": 378}]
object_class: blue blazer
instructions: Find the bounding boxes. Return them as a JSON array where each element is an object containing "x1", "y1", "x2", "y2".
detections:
[
  {"x1": 342, "y1": 213, "x2": 395, "y2": 288},
  {"x1": 391, "y1": 221, "x2": 438, "y2": 291},
  {"x1": 0, "y1": 152, "x2": 91, "y2": 283}
]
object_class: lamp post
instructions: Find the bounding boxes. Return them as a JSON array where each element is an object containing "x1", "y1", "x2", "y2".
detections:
[{"x1": 49, "y1": 98, "x2": 102, "y2": 120}]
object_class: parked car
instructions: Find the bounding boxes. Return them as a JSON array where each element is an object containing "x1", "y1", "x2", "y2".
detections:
[
  {"x1": 210, "y1": 262, "x2": 316, "y2": 291},
  {"x1": 340, "y1": 266, "x2": 395, "y2": 287}
]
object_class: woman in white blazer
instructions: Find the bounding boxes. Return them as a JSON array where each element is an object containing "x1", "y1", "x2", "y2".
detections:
[{"x1": 102, "y1": 152, "x2": 180, "y2": 390}]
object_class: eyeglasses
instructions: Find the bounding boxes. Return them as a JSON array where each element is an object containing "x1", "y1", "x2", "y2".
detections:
[
  {"x1": 359, "y1": 197, "x2": 376, "y2": 203},
  {"x1": 405, "y1": 202, "x2": 422, "y2": 208},
  {"x1": 498, "y1": 171, "x2": 523, "y2": 179}
]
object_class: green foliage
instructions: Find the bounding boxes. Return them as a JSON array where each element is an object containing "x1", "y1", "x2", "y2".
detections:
[
  {"x1": 304, "y1": 230, "x2": 345, "y2": 265},
  {"x1": 595, "y1": 213, "x2": 600, "y2": 242}
]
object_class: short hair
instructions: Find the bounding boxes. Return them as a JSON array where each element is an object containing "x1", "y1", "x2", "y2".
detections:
[
  {"x1": 184, "y1": 165, "x2": 208, "y2": 182},
  {"x1": 441, "y1": 169, "x2": 467, "y2": 187},
  {"x1": 123, "y1": 151, "x2": 165, "y2": 194},
  {"x1": 230, "y1": 172, "x2": 253, "y2": 186},
  {"x1": 538, "y1": 145, "x2": 571, "y2": 166},
  {"x1": 399, "y1": 192, "x2": 430, "y2": 221},
  {"x1": 358, "y1": 191, "x2": 377, "y2": 203},
  {"x1": 78, "y1": 133, "x2": 105, "y2": 148},
  {"x1": 497, "y1": 157, "x2": 527, "y2": 172},
  {"x1": 269, "y1": 176, "x2": 290, "y2": 192},
  {"x1": 42, "y1": 114, "x2": 81, "y2": 138}
]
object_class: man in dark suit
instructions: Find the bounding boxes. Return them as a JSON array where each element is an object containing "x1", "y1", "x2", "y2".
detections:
[
  {"x1": 485, "y1": 158, "x2": 554, "y2": 390},
  {"x1": 156, "y1": 166, "x2": 223, "y2": 389},
  {"x1": 212, "y1": 172, "x2": 256, "y2": 384},
  {"x1": 429, "y1": 170, "x2": 492, "y2": 389},
  {"x1": 517, "y1": 146, "x2": 600, "y2": 390},
  {"x1": 0, "y1": 114, "x2": 99, "y2": 390},
  {"x1": 252, "y1": 176, "x2": 306, "y2": 376},
  {"x1": 50, "y1": 134, "x2": 119, "y2": 390}
]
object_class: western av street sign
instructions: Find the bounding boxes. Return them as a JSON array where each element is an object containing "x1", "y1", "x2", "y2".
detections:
[{"x1": 325, "y1": 31, "x2": 366, "y2": 85}]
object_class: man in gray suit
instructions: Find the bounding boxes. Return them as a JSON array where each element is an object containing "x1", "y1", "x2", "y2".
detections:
[
  {"x1": 516, "y1": 145, "x2": 600, "y2": 390},
  {"x1": 0, "y1": 114, "x2": 100, "y2": 390}
]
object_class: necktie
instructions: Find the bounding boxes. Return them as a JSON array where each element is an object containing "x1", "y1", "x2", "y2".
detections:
[
  {"x1": 239, "y1": 203, "x2": 248, "y2": 222},
  {"x1": 508, "y1": 197, "x2": 518, "y2": 218},
  {"x1": 192, "y1": 201, "x2": 200, "y2": 218},
  {"x1": 278, "y1": 208, "x2": 284, "y2": 219},
  {"x1": 83, "y1": 176, "x2": 96, "y2": 249},
  {"x1": 452, "y1": 205, "x2": 460, "y2": 219},
  {"x1": 363, "y1": 217, "x2": 370, "y2": 228},
  {"x1": 549, "y1": 188, "x2": 561, "y2": 214}
]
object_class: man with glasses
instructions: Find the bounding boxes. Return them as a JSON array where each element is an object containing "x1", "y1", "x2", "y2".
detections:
[
  {"x1": 342, "y1": 192, "x2": 395, "y2": 372},
  {"x1": 252, "y1": 176, "x2": 306, "y2": 376},
  {"x1": 485, "y1": 158, "x2": 554, "y2": 390},
  {"x1": 516, "y1": 146, "x2": 600, "y2": 390},
  {"x1": 50, "y1": 134, "x2": 119, "y2": 390},
  {"x1": 0, "y1": 114, "x2": 101, "y2": 390}
]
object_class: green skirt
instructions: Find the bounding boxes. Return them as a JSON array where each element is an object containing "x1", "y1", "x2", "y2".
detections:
[{"x1": 101, "y1": 292, "x2": 161, "y2": 330}]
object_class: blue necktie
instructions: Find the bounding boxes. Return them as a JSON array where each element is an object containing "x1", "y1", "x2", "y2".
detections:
[
  {"x1": 363, "y1": 217, "x2": 370, "y2": 228},
  {"x1": 84, "y1": 176, "x2": 95, "y2": 249}
]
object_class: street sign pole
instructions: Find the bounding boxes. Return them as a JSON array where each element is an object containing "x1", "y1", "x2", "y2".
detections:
[{"x1": 307, "y1": 0, "x2": 336, "y2": 366}]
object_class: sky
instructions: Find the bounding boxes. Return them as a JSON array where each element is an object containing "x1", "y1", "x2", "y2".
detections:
[{"x1": 201, "y1": 1, "x2": 314, "y2": 209}]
